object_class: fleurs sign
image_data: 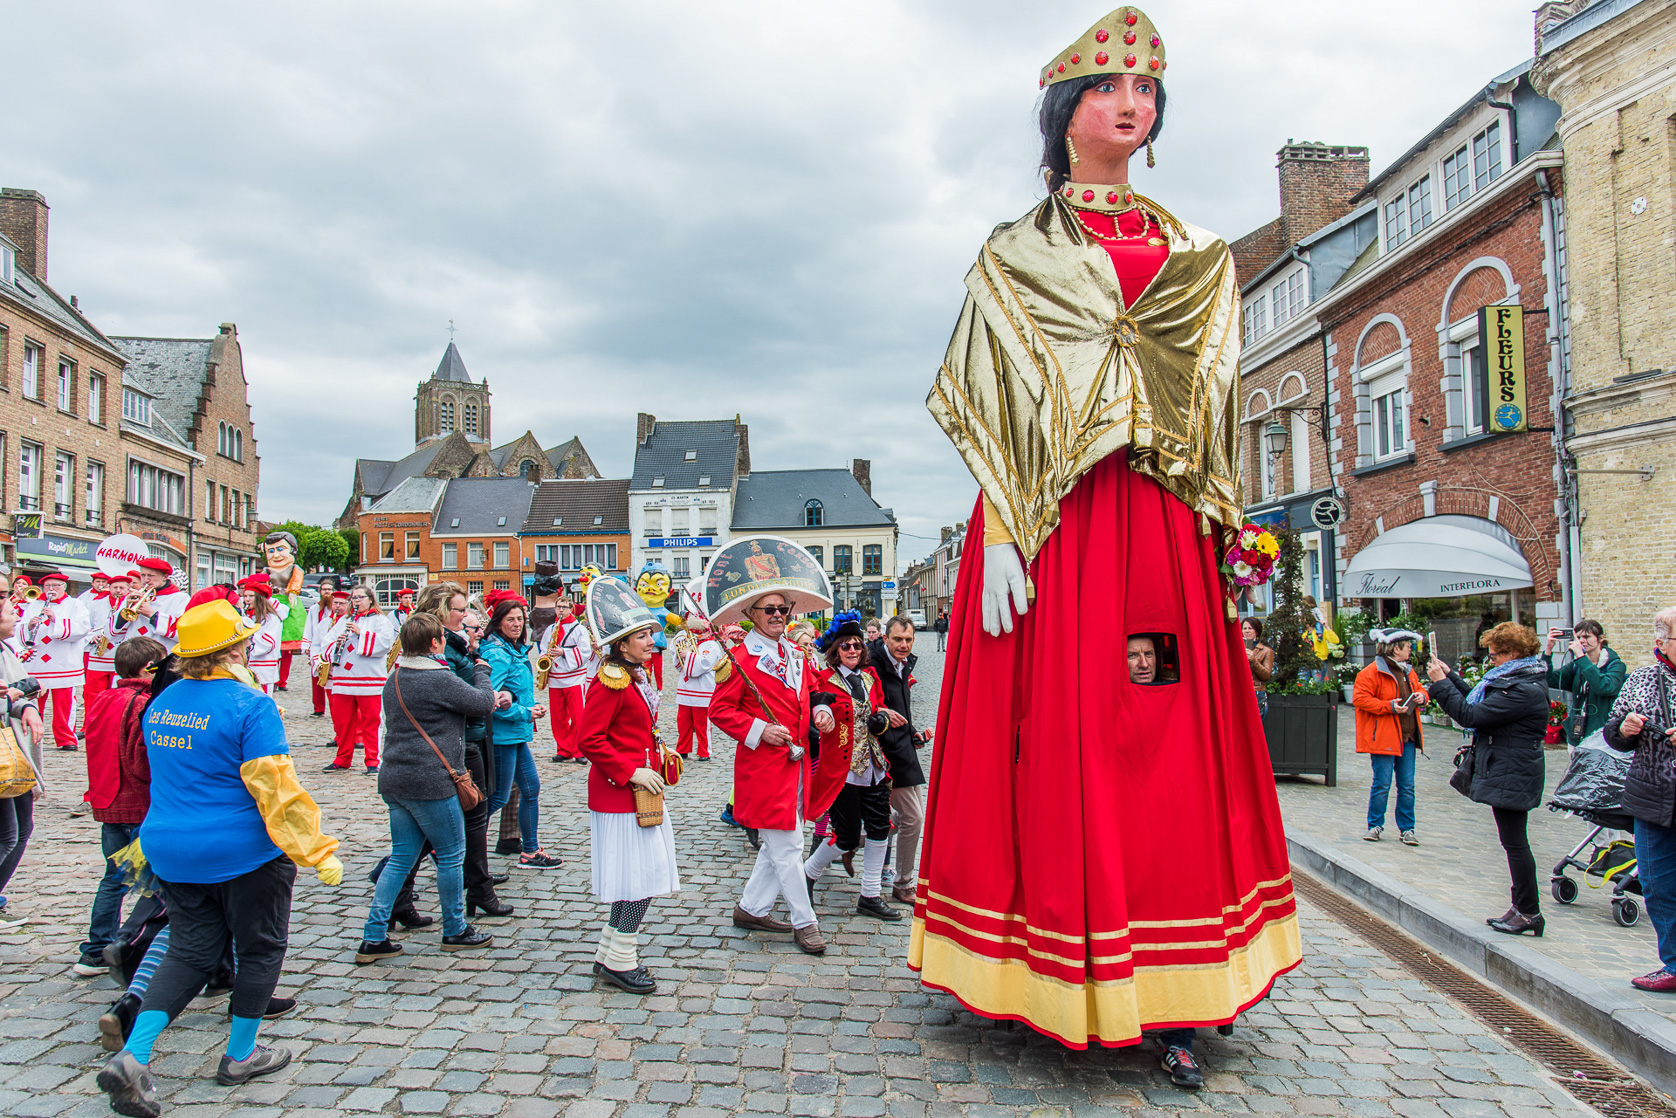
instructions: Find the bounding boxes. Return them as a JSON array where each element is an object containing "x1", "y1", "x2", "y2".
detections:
[{"x1": 1478, "y1": 304, "x2": 1526, "y2": 434}]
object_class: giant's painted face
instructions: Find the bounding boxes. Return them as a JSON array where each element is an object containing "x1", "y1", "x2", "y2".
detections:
[
  {"x1": 577, "y1": 564, "x2": 604, "y2": 592},
  {"x1": 263, "y1": 537, "x2": 296, "y2": 569},
  {"x1": 635, "y1": 569, "x2": 672, "y2": 608}
]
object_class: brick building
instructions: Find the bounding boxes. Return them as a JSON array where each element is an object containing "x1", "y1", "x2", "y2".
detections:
[
  {"x1": 353, "y1": 476, "x2": 536, "y2": 605},
  {"x1": 1311, "y1": 63, "x2": 1570, "y2": 641},
  {"x1": 1535, "y1": 0, "x2": 1676, "y2": 664},
  {"x1": 114, "y1": 327, "x2": 263, "y2": 586},
  {"x1": 1230, "y1": 144, "x2": 1373, "y2": 612},
  {"x1": 519, "y1": 477, "x2": 631, "y2": 595}
]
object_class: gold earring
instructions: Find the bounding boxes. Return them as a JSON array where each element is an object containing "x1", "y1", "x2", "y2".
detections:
[
  {"x1": 1065, "y1": 134, "x2": 1080, "y2": 167},
  {"x1": 1146, "y1": 138, "x2": 1156, "y2": 169}
]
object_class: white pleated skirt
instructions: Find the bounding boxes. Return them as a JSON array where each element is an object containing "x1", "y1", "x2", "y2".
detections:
[{"x1": 589, "y1": 810, "x2": 681, "y2": 903}]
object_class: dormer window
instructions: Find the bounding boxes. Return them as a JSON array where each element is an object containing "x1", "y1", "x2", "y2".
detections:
[
  {"x1": 0, "y1": 243, "x2": 12, "y2": 284},
  {"x1": 805, "y1": 499, "x2": 824, "y2": 527},
  {"x1": 593, "y1": 515, "x2": 603, "y2": 526},
  {"x1": 1442, "y1": 120, "x2": 1504, "y2": 211},
  {"x1": 652, "y1": 476, "x2": 665, "y2": 487},
  {"x1": 697, "y1": 475, "x2": 710, "y2": 486},
  {"x1": 1384, "y1": 175, "x2": 1433, "y2": 249},
  {"x1": 122, "y1": 387, "x2": 151, "y2": 424},
  {"x1": 684, "y1": 450, "x2": 697, "y2": 461},
  {"x1": 552, "y1": 517, "x2": 563, "y2": 526}
]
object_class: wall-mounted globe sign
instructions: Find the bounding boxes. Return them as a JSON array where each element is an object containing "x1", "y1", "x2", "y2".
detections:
[{"x1": 1479, "y1": 304, "x2": 1527, "y2": 434}]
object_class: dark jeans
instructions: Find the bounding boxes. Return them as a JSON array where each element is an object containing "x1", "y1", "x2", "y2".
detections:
[
  {"x1": 1492, "y1": 807, "x2": 1540, "y2": 917},
  {"x1": 829, "y1": 782, "x2": 892, "y2": 850},
  {"x1": 79, "y1": 822, "x2": 136, "y2": 960},
  {"x1": 0, "y1": 792, "x2": 35, "y2": 894},
  {"x1": 462, "y1": 744, "x2": 496, "y2": 902},
  {"x1": 1635, "y1": 817, "x2": 1676, "y2": 971},
  {"x1": 145, "y1": 855, "x2": 295, "y2": 1021}
]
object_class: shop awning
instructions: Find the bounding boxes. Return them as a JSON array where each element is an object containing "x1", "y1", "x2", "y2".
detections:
[{"x1": 1342, "y1": 515, "x2": 1533, "y2": 599}]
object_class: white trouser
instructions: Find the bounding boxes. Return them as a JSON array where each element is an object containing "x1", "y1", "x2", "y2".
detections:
[{"x1": 740, "y1": 826, "x2": 817, "y2": 928}]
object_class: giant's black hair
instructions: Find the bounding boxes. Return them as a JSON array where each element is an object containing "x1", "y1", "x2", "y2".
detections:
[{"x1": 1040, "y1": 75, "x2": 1166, "y2": 193}]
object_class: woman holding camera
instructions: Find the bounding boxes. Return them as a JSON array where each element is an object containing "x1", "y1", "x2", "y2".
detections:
[
  {"x1": 1603, "y1": 605, "x2": 1676, "y2": 992},
  {"x1": 576, "y1": 577, "x2": 680, "y2": 995},
  {"x1": 1353, "y1": 629, "x2": 1426, "y2": 846},
  {"x1": 1426, "y1": 622, "x2": 1550, "y2": 936},
  {"x1": 1546, "y1": 619, "x2": 1626, "y2": 746}
]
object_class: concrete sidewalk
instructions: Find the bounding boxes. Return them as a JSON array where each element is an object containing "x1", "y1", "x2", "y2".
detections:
[{"x1": 1276, "y1": 714, "x2": 1676, "y2": 1094}]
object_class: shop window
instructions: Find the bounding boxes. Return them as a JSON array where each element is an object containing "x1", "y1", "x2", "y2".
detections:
[{"x1": 1126, "y1": 632, "x2": 1180, "y2": 686}]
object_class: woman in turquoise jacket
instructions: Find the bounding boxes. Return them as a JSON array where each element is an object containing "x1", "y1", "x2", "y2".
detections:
[{"x1": 480, "y1": 595, "x2": 560, "y2": 870}]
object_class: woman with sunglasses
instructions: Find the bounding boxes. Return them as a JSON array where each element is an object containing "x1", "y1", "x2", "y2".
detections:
[{"x1": 801, "y1": 613, "x2": 897, "y2": 921}]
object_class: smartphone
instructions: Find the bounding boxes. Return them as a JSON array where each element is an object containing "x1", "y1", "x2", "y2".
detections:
[
  {"x1": 1427, "y1": 631, "x2": 1438, "y2": 656},
  {"x1": 1551, "y1": 628, "x2": 1574, "y2": 641}
]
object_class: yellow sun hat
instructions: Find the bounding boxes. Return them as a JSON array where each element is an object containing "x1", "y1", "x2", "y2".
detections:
[
  {"x1": 175, "y1": 599, "x2": 260, "y2": 658},
  {"x1": 1040, "y1": 6, "x2": 1167, "y2": 89}
]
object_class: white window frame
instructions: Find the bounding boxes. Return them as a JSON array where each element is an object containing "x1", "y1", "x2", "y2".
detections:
[
  {"x1": 85, "y1": 460, "x2": 104, "y2": 526},
  {"x1": 1362, "y1": 353, "x2": 1410, "y2": 462},
  {"x1": 1270, "y1": 266, "x2": 1307, "y2": 328},
  {"x1": 467, "y1": 542, "x2": 485, "y2": 569},
  {"x1": 1473, "y1": 120, "x2": 1504, "y2": 192},
  {"x1": 669, "y1": 507, "x2": 690, "y2": 535},
  {"x1": 56, "y1": 359, "x2": 73, "y2": 411},
  {"x1": 53, "y1": 450, "x2": 73, "y2": 521},
  {"x1": 88, "y1": 373, "x2": 103, "y2": 424},
  {"x1": 18, "y1": 441, "x2": 42, "y2": 510},
  {"x1": 1288, "y1": 410, "x2": 1311, "y2": 495},
  {"x1": 1242, "y1": 291, "x2": 1268, "y2": 344},
  {"x1": 21, "y1": 344, "x2": 40, "y2": 399},
  {"x1": 493, "y1": 540, "x2": 509, "y2": 568},
  {"x1": 122, "y1": 387, "x2": 151, "y2": 424},
  {"x1": 441, "y1": 542, "x2": 458, "y2": 570},
  {"x1": 698, "y1": 506, "x2": 718, "y2": 535}
]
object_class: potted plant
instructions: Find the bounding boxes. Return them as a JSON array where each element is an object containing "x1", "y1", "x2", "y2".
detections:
[{"x1": 1261, "y1": 528, "x2": 1339, "y2": 787}]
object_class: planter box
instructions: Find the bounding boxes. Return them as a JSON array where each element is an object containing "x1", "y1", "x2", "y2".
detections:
[{"x1": 1264, "y1": 692, "x2": 1338, "y2": 787}]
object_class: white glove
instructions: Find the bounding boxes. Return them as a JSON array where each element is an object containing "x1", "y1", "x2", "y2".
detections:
[{"x1": 981, "y1": 544, "x2": 1029, "y2": 637}]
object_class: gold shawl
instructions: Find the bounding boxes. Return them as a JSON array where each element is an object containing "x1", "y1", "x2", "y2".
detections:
[{"x1": 926, "y1": 191, "x2": 1243, "y2": 562}]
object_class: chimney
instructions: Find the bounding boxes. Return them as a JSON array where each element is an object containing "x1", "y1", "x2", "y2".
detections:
[
  {"x1": 0, "y1": 188, "x2": 49, "y2": 281},
  {"x1": 851, "y1": 458, "x2": 872, "y2": 496},
  {"x1": 940, "y1": 526, "x2": 952, "y2": 543},
  {"x1": 636, "y1": 412, "x2": 656, "y2": 445},
  {"x1": 735, "y1": 418, "x2": 751, "y2": 477},
  {"x1": 1275, "y1": 143, "x2": 1370, "y2": 246}
]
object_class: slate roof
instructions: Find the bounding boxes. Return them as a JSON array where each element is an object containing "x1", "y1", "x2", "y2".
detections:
[
  {"x1": 522, "y1": 478, "x2": 631, "y2": 534},
  {"x1": 433, "y1": 341, "x2": 472, "y2": 382},
  {"x1": 731, "y1": 469, "x2": 895, "y2": 530},
  {"x1": 2, "y1": 234, "x2": 125, "y2": 360},
  {"x1": 546, "y1": 436, "x2": 593, "y2": 475},
  {"x1": 354, "y1": 442, "x2": 447, "y2": 500},
  {"x1": 367, "y1": 475, "x2": 447, "y2": 515},
  {"x1": 630, "y1": 419, "x2": 739, "y2": 490},
  {"x1": 433, "y1": 477, "x2": 535, "y2": 535},
  {"x1": 111, "y1": 337, "x2": 211, "y2": 452}
]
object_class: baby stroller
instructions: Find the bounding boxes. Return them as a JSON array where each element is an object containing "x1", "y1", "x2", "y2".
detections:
[{"x1": 1547, "y1": 731, "x2": 1644, "y2": 927}]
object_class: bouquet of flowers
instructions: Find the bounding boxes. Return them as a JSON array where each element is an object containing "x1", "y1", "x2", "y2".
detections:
[
  {"x1": 1221, "y1": 524, "x2": 1280, "y2": 591},
  {"x1": 1546, "y1": 698, "x2": 1569, "y2": 744}
]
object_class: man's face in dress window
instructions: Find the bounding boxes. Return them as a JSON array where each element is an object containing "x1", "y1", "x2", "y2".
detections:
[{"x1": 1127, "y1": 637, "x2": 1157, "y2": 684}]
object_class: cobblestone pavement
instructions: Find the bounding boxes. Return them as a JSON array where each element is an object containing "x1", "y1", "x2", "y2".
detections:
[
  {"x1": 0, "y1": 647, "x2": 1616, "y2": 1116},
  {"x1": 1272, "y1": 715, "x2": 1671, "y2": 1022}
]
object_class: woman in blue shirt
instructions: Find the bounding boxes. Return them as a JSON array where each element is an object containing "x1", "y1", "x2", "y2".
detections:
[
  {"x1": 481, "y1": 594, "x2": 560, "y2": 870},
  {"x1": 98, "y1": 600, "x2": 341, "y2": 1118}
]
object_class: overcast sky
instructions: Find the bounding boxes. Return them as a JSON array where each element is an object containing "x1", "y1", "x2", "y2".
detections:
[{"x1": 6, "y1": 0, "x2": 1536, "y2": 561}]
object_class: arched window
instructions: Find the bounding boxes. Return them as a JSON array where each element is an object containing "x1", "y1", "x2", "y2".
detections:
[
  {"x1": 439, "y1": 400, "x2": 455, "y2": 434},
  {"x1": 217, "y1": 422, "x2": 226, "y2": 455},
  {"x1": 464, "y1": 401, "x2": 479, "y2": 436},
  {"x1": 804, "y1": 499, "x2": 823, "y2": 527},
  {"x1": 519, "y1": 459, "x2": 536, "y2": 479},
  {"x1": 235, "y1": 429, "x2": 243, "y2": 462}
]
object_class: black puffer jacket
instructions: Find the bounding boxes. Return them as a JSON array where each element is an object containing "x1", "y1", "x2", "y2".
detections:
[
  {"x1": 1426, "y1": 660, "x2": 1549, "y2": 811},
  {"x1": 1603, "y1": 662, "x2": 1676, "y2": 828}
]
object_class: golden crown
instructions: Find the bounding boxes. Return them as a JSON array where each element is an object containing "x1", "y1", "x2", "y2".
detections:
[{"x1": 1040, "y1": 6, "x2": 1167, "y2": 89}]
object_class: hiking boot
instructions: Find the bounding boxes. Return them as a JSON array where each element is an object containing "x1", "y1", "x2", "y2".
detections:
[
  {"x1": 1363, "y1": 826, "x2": 1382, "y2": 842},
  {"x1": 215, "y1": 1043, "x2": 293, "y2": 1086},
  {"x1": 793, "y1": 923, "x2": 827, "y2": 955},
  {"x1": 1161, "y1": 1044, "x2": 1203, "y2": 1088},
  {"x1": 732, "y1": 905, "x2": 793, "y2": 933},
  {"x1": 97, "y1": 1050, "x2": 159, "y2": 1118},
  {"x1": 857, "y1": 895, "x2": 902, "y2": 921},
  {"x1": 99, "y1": 993, "x2": 141, "y2": 1052},
  {"x1": 1400, "y1": 830, "x2": 1419, "y2": 846},
  {"x1": 354, "y1": 938, "x2": 404, "y2": 965}
]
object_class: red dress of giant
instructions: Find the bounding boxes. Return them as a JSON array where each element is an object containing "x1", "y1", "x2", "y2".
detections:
[{"x1": 909, "y1": 206, "x2": 1302, "y2": 1048}]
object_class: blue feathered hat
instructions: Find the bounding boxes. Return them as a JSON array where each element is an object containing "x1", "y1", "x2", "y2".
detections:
[{"x1": 817, "y1": 609, "x2": 865, "y2": 653}]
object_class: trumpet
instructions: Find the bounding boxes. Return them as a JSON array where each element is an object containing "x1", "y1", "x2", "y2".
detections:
[
  {"x1": 17, "y1": 585, "x2": 40, "y2": 602},
  {"x1": 118, "y1": 585, "x2": 155, "y2": 623}
]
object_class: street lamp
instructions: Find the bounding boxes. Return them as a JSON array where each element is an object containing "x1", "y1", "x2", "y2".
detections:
[{"x1": 1264, "y1": 417, "x2": 1290, "y2": 462}]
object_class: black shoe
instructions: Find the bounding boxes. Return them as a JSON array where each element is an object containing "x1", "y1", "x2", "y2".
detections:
[
  {"x1": 593, "y1": 961, "x2": 657, "y2": 995},
  {"x1": 495, "y1": 837, "x2": 522, "y2": 855},
  {"x1": 490, "y1": 874, "x2": 510, "y2": 886},
  {"x1": 309, "y1": 711, "x2": 324, "y2": 718},
  {"x1": 1162, "y1": 1044, "x2": 1203, "y2": 1089},
  {"x1": 365, "y1": 765, "x2": 379, "y2": 774},
  {"x1": 856, "y1": 895, "x2": 902, "y2": 921},
  {"x1": 441, "y1": 925, "x2": 493, "y2": 951},
  {"x1": 99, "y1": 993, "x2": 142, "y2": 1052},
  {"x1": 390, "y1": 908, "x2": 434, "y2": 931},
  {"x1": 274, "y1": 685, "x2": 288, "y2": 692},
  {"x1": 322, "y1": 761, "x2": 349, "y2": 772},
  {"x1": 354, "y1": 939, "x2": 404, "y2": 965},
  {"x1": 745, "y1": 828, "x2": 761, "y2": 850},
  {"x1": 262, "y1": 996, "x2": 298, "y2": 1020},
  {"x1": 467, "y1": 897, "x2": 514, "y2": 918},
  {"x1": 1488, "y1": 910, "x2": 1545, "y2": 937},
  {"x1": 804, "y1": 872, "x2": 818, "y2": 907}
]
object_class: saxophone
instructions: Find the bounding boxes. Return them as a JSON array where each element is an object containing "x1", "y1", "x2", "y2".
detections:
[{"x1": 534, "y1": 620, "x2": 563, "y2": 691}]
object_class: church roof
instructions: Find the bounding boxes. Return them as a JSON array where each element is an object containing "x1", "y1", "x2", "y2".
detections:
[{"x1": 432, "y1": 341, "x2": 472, "y2": 383}]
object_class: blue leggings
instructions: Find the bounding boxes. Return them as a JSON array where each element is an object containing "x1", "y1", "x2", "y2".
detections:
[{"x1": 488, "y1": 742, "x2": 541, "y2": 853}]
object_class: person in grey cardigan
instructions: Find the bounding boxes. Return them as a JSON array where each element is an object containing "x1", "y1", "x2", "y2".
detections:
[{"x1": 355, "y1": 613, "x2": 498, "y2": 964}]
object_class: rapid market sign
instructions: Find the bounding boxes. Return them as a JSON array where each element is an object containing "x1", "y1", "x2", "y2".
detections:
[{"x1": 1478, "y1": 304, "x2": 1527, "y2": 433}]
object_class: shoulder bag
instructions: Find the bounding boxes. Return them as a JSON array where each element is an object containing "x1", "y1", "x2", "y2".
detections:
[
  {"x1": 392, "y1": 670, "x2": 483, "y2": 811},
  {"x1": 0, "y1": 723, "x2": 37, "y2": 799}
]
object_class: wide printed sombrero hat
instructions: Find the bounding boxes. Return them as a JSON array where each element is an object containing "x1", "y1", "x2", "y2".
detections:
[
  {"x1": 586, "y1": 575, "x2": 658, "y2": 647},
  {"x1": 701, "y1": 535, "x2": 833, "y2": 627}
]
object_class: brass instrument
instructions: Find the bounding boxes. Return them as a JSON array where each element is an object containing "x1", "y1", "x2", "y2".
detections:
[
  {"x1": 534, "y1": 621, "x2": 563, "y2": 691},
  {"x1": 118, "y1": 585, "x2": 155, "y2": 624},
  {"x1": 17, "y1": 585, "x2": 40, "y2": 602},
  {"x1": 93, "y1": 633, "x2": 113, "y2": 657}
]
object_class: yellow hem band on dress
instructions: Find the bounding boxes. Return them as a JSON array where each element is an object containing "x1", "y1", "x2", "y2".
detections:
[{"x1": 908, "y1": 912, "x2": 1302, "y2": 1047}]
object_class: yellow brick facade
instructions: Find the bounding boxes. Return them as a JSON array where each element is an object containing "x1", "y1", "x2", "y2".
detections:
[{"x1": 1535, "y1": 0, "x2": 1676, "y2": 664}]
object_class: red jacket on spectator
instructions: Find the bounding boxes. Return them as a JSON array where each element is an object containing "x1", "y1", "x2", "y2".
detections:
[{"x1": 84, "y1": 677, "x2": 153, "y2": 824}]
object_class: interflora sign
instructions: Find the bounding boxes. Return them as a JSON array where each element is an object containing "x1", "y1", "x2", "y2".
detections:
[{"x1": 1478, "y1": 304, "x2": 1527, "y2": 433}]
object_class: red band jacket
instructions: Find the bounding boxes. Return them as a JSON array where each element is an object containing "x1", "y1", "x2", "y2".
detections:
[
  {"x1": 579, "y1": 665, "x2": 660, "y2": 813},
  {"x1": 709, "y1": 632, "x2": 814, "y2": 831}
]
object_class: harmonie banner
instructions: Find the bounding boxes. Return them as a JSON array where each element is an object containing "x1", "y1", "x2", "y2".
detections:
[{"x1": 1478, "y1": 304, "x2": 1527, "y2": 434}]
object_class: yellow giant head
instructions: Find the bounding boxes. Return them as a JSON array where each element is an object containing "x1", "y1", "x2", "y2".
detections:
[
  {"x1": 577, "y1": 564, "x2": 604, "y2": 592},
  {"x1": 634, "y1": 564, "x2": 672, "y2": 609}
]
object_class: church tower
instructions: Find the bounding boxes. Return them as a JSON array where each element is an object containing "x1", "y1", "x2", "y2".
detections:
[{"x1": 414, "y1": 341, "x2": 491, "y2": 447}]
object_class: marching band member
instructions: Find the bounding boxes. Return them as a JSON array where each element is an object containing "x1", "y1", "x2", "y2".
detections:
[
  {"x1": 80, "y1": 572, "x2": 118, "y2": 709},
  {"x1": 673, "y1": 586, "x2": 726, "y2": 762},
  {"x1": 389, "y1": 588, "x2": 416, "y2": 631},
  {"x1": 105, "y1": 557, "x2": 188, "y2": 651},
  {"x1": 239, "y1": 574, "x2": 287, "y2": 694},
  {"x1": 540, "y1": 598, "x2": 597, "y2": 763},
  {"x1": 303, "y1": 577, "x2": 341, "y2": 719},
  {"x1": 23, "y1": 570, "x2": 92, "y2": 751},
  {"x1": 320, "y1": 585, "x2": 393, "y2": 773}
]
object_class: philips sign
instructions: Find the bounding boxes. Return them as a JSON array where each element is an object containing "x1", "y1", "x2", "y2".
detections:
[{"x1": 646, "y1": 537, "x2": 714, "y2": 549}]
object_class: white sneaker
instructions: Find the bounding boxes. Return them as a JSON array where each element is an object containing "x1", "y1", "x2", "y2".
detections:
[
  {"x1": 73, "y1": 961, "x2": 105, "y2": 977},
  {"x1": 1363, "y1": 826, "x2": 1383, "y2": 842},
  {"x1": 0, "y1": 915, "x2": 28, "y2": 933}
]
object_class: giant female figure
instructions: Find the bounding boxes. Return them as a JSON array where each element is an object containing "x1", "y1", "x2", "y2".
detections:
[{"x1": 911, "y1": 7, "x2": 1302, "y2": 1054}]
